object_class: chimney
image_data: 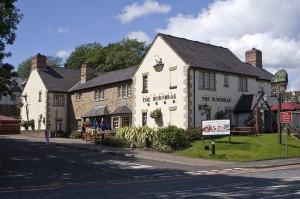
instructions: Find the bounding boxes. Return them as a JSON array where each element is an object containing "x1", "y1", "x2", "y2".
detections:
[
  {"x1": 245, "y1": 48, "x2": 262, "y2": 68},
  {"x1": 80, "y1": 63, "x2": 94, "y2": 83},
  {"x1": 32, "y1": 53, "x2": 47, "y2": 70}
]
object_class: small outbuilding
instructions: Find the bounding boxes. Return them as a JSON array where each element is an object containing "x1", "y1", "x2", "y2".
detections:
[{"x1": 0, "y1": 115, "x2": 21, "y2": 134}]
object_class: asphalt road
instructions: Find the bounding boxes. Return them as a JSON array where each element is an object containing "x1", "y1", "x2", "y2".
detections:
[{"x1": 0, "y1": 137, "x2": 300, "y2": 198}]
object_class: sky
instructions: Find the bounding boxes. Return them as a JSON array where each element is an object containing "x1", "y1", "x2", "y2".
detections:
[{"x1": 4, "y1": 0, "x2": 300, "y2": 90}]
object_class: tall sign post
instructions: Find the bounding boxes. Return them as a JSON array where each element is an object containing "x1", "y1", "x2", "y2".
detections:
[
  {"x1": 271, "y1": 69, "x2": 288, "y2": 144},
  {"x1": 280, "y1": 111, "x2": 292, "y2": 159}
]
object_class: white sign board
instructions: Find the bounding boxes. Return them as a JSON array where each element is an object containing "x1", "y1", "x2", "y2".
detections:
[{"x1": 202, "y1": 119, "x2": 230, "y2": 136}]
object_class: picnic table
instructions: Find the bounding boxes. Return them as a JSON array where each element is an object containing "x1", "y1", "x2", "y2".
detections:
[
  {"x1": 231, "y1": 127, "x2": 257, "y2": 136},
  {"x1": 82, "y1": 127, "x2": 112, "y2": 143}
]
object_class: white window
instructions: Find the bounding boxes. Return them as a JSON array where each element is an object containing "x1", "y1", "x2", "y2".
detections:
[
  {"x1": 38, "y1": 91, "x2": 42, "y2": 102},
  {"x1": 118, "y1": 86, "x2": 122, "y2": 98},
  {"x1": 94, "y1": 89, "x2": 105, "y2": 101},
  {"x1": 127, "y1": 84, "x2": 131, "y2": 97},
  {"x1": 238, "y1": 77, "x2": 248, "y2": 92},
  {"x1": 122, "y1": 85, "x2": 127, "y2": 97},
  {"x1": 169, "y1": 66, "x2": 177, "y2": 89},
  {"x1": 112, "y1": 117, "x2": 119, "y2": 129},
  {"x1": 121, "y1": 117, "x2": 130, "y2": 127},
  {"x1": 142, "y1": 75, "x2": 148, "y2": 93},
  {"x1": 142, "y1": 112, "x2": 147, "y2": 126},
  {"x1": 199, "y1": 72, "x2": 216, "y2": 90},
  {"x1": 75, "y1": 93, "x2": 82, "y2": 101},
  {"x1": 224, "y1": 75, "x2": 229, "y2": 87}
]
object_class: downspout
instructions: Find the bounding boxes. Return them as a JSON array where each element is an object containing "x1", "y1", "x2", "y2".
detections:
[{"x1": 193, "y1": 68, "x2": 196, "y2": 127}]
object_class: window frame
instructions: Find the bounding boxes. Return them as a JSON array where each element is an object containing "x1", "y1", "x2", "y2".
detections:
[
  {"x1": 238, "y1": 77, "x2": 248, "y2": 92},
  {"x1": 198, "y1": 71, "x2": 216, "y2": 91},
  {"x1": 38, "y1": 91, "x2": 42, "y2": 102},
  {"x1": 142, "y1": 112, "x2": 147, "y2": 126},
  {"x1": 142, "y1": 75, "x2": 148, "y2": 93}
]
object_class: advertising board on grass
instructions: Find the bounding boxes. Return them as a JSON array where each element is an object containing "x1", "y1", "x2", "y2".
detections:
[{"x1": 202, "y1": 119, "x2": 230, "y2": 136}]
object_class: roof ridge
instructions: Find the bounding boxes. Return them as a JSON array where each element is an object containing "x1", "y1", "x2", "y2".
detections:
[
  {"x1": 47, "y1": 66, "x2": 80, "y2": 71},
  {"x1": 158, "y1": 33, "x2": 228, "y2": 50}
]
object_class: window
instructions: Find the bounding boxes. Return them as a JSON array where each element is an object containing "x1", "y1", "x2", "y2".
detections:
[
  {"x1": 112, "y1": 117, "x2": 119, "y2": 129},
  {"x1": 238, "y1": 77, "x2": 248, "y2": 92},
  {"x1": 10, "y1": 94, "x2": 16, "y2": 101},
  {"x1": 56, "y1": 118, "x2": 63, "y2": 131},
  {"x1": 122, "y1": 85, "x2": 126, "y2": 97},
  {"x1": 38, "y1": 91, "x2": 42, "y2": 102},
  {"x1": 127, "y1": 84, "x2": 131, "y2": 97},
  {"x1": 142, "y1": 112, "x2": 147, "y2": 126},
  {"x1": 77, "y1": 120, "x2": 82, "y2": 130},
  {"x1": 121, "y1": 117, "x2": 130, "y2": 127},
  {"x1": 142, "y1": 75, "x2": 148, "y2": 93},
  {"x1": 75, "y1": 93, "x2": 82, "y2": 101},
  {"x1": 54, "y1": 93, "x2": 64, "y2": 106},
  {"x1": 198, "y1": 72, "x2": 216, "y2": 90},
  {"x1": 224, "y1": 75, "x2": 229, "y2": 87},
  {"x1": 94, "y1": 89, "x2": 105, "y2": 101},
  {"x1": 169, "y1": 66, "x2": 177, "y2": 89},
  {"x1": 118, "y1": 86, "x2": 122, "y2": 98}
]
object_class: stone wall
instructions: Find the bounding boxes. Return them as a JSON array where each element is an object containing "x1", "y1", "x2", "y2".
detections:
[
  {"x1": 21, "y1": 130, "x2": 45, "y2": 138},
  {"x1": 69, "y1": 80, "x2": 133, "y2": 131}
]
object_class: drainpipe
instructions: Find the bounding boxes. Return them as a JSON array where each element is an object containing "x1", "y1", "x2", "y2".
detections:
[{"x1": 193, "y1": 68, "x2": 196, "y2": 127}]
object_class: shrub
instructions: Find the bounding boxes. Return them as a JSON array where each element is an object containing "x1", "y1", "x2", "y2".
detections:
[
  {"x1": 154, "y1": 126, "x2": 190, "y2": 151},
  {"x1": 70, "y1": 130, "x2": 82, "y2": 139},
  {"x1": 150, "y1": 108, "x2": 162, "y2": 119},
  {"x1": 116, "y1": 127, "x2": 155, "y2": 148},
  {"x1": 21, "y1": 120, "x2": 34, "y2": 130},
  {"x1": 102, "y1": 136, "x2": 129, "y2": 147},
  {"x1": 186, "y1": 128, "x2": 201, "y2": 141}
]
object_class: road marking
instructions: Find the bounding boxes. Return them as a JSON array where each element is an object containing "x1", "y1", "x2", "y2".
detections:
[{"x1": 104, "y1": 160, "x2": 153, "y2": 169}]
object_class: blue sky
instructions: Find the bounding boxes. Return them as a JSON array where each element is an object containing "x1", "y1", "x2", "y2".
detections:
[
  {"x1": 4, "y1": 0, "x2": 300, "y2": 90},
  {"x1": 4, "y1": 0, "x2": 210, "y2": 67}
]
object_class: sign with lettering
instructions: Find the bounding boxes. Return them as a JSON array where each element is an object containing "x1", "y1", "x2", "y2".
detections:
[
  {"x1": 202, "y1": 119, "x2": 230, "y2": 135},
  {"x1": 202, "y1": 96, "x2": 231, "y2": 103},
  {"x1": 280, "y1": 111, "x2": 292, "y2": 124},
  {"x1": 143, "y1": 93, "x2": 176, "y2": 103}
]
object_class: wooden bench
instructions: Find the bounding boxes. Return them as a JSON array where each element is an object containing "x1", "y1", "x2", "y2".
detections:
[{"x1": 231, "y1": 127, "x2": 257, "y2": 136}]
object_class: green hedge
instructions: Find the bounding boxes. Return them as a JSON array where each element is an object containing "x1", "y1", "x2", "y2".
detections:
[{"x1": 115, "y1": 126, "x2": 191, "y2": 152}]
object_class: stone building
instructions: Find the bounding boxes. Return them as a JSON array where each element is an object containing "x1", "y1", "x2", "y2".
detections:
[
  {"x1": 20, "y1": 54, "x2": 80, "y2": 132},
  {"x1": 68, "y1": 64, "x2": 137, "y2": 131},
  {"x1": 133, "y1": 33, "x2": 273, "y2": 129}
]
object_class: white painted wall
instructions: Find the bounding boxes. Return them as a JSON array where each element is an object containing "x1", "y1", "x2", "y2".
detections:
[
  {"x1": 133, "y1": 36, "x2": 188, "y2": 129},
  {"x1": 20, "y1": 70, "x2": 47, "y2": 130},
  {"x1": 190, "y1": 69, "x2": 271, "y2": 127}
]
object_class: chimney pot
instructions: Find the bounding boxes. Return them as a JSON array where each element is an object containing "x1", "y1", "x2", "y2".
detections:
[{"x1": 245, "y1": 48, "x2": 262, "y2": 68}]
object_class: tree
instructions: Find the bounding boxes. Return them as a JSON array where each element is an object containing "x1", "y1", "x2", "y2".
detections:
[
  {"x1": 17, "y1": 56, "x2": 62, "y2": 78},
  {"x1": 64, "y1": 43, "x2": 104, "y2": 69},
  {"x1": 0, "y1": 0, "x2": 23, "y2": 63},
  {"x1": 64, "y1": 39, "x2": 149, "y2": 72},
  {"x1": 0, "y1": 0, "x2": 22, "y2": 94},
  {"x1": 0, "y1": 63, "x2": 13, "y2": 94}
]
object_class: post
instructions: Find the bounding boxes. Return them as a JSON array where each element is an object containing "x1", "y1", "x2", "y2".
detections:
[
  {"x1": 211, "y1": 140, "x2": 215, "y2": 156},
  {"x1": 285, "y1": 125, "x2": 288, "y2": 160},
  {"x1": 277, "y1": 93, "x2": 282, "y2": 144},
  {"x1": 55, "y1": 109, "x2": 58, "y2": 138}
]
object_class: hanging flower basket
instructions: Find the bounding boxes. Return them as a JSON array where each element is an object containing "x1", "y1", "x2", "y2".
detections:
[{"x1": 150, "y1": 108, "x2": 162, "y2": 119}]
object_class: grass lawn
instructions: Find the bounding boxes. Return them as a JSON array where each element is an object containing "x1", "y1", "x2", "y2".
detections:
[{"x1": 175, "y1": 133, "x2": 300, "y2": 162}]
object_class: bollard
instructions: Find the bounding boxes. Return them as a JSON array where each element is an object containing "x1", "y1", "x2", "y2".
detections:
[{"x1": 211, "y1": 141, "x2": 216, "y2": 155}]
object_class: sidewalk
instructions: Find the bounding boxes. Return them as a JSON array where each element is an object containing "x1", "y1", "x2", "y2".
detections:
[{"x1": 2, "y1": 134, "x2": 300, "y2": 168}]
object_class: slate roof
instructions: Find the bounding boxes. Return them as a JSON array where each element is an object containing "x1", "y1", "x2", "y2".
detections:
[
  {"x1": 38, "y1": 67, "x2": 80, "y2": 92},
  {"x1": 111, "y1": 105, "x2": 132, "y2": 115},
  {"x1": 81, "y1": 105, "x2": 110, "y2": 118},
  {"x1": 159, "y1": 33, "x2": 272, "y2": 81},
  {"x1": 233, "y1": 94, "x2": 254, "y2": 113},
  {"x1": 69, "y1": 66, "x2": 137, "y2": 92}
]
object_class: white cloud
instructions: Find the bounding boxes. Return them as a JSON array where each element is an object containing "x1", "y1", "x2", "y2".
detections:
[
  {"x1": 158, "y1": 0, "x2": 300, "y2": 90},
  {"x1": 55, "y1": 50, "x2": 71, "y2": 58},
  {"x1": 126, "y1": 31, "x2": 151, "y2": 43},
  {"x1": 118, "y1": 0, "x2": 171, "y2": 24},
  {"x1": 56, "y1": 27, "x2": 70, "y2": 34}
]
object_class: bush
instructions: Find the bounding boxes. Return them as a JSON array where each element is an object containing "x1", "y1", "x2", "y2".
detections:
[
  {"x1": 21, "y1": 120, "x2": 35, "y2": 130},
  {"x1": 186, "y1": 128, "x2": 201, "y2": 141},
  {"x1": 154, "y1": 126, "x2": 190, "y2": 151},
  {"x1": 116, "y1": 127, "x2": 155, "y2": 148},
  {"x1": 70, "y1": 130, "x2": 82, "y2": 139},
  {"x1": 102, "y1": 136, "x2": 129, "y2": 147}
]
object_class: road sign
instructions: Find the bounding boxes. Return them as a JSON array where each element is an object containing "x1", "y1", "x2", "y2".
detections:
[{"x1": 280, "y1": 111, "x2": 292, "y2": 124}]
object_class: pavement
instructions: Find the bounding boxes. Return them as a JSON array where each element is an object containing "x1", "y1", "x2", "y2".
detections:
[{"x1": 2, "y1": 134, "x2": 300, "y2": 169}]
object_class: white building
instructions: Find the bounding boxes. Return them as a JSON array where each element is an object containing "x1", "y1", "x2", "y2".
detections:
[
  {"x1": 20, "y1": 54, "x2": 80, "y2": 131},
  {"x1": 133, "y1": 34, "x2": 272, "y2": 129}
]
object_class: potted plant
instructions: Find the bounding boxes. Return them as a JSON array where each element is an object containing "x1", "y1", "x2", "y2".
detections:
[{"x1": 150, "y1": 108, "x2": 162, "y2": 119}]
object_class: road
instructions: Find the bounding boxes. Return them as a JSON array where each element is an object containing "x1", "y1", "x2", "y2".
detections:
[{"x1": 0, "y1": 137, "x2": 300, "y2": 198}]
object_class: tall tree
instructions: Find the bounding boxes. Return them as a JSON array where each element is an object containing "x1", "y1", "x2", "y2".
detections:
[
  {"x1": 0, "y1": 0, "x2": 22, "y2": 93},
  {"x1": 64, "y1": 39, "x2": 149, "y2": 72},
  {"x1": 17, "y1": 56, "x2": 62, "y2": 78},
  {"x1": 64, "y1": 43, "x2": 104, "y2": 69}
]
